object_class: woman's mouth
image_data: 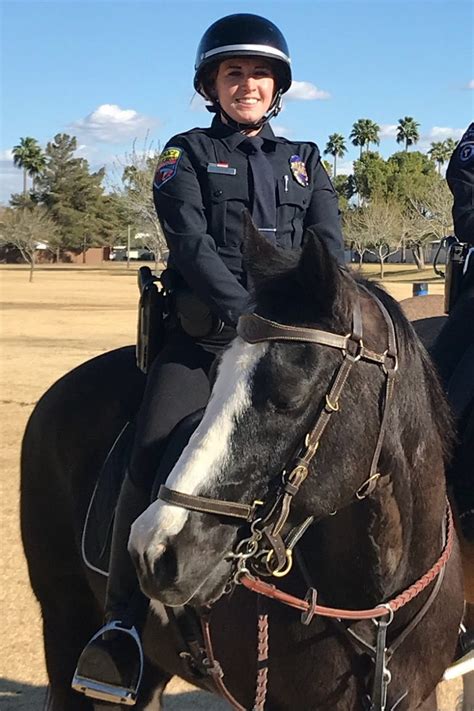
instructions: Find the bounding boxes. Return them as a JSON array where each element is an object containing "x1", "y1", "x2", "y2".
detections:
[{"x1": 235, "y1": 98, "x2": 259, "y2": 107}]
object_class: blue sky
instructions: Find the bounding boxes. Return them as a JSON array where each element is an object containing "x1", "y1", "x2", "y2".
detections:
[{"x1": 1, "y1": 0, "x2": 473, "y2": 203}]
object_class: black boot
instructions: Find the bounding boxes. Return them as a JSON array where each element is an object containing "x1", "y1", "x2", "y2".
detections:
[{"x1": 72, "y1": 472, "x2": 150, "y2": 706}]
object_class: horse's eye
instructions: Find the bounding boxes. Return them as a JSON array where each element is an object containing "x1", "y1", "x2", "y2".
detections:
[{"x1": 269, "y1": 377, "x2": 308, "y2": 413}]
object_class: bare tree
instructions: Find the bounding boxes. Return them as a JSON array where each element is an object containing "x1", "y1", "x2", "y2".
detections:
[
  {"x1": 345, "y1": 199, "x2": 403, "y2": 278},
  {"x1": 343, "y1": 208, "x2": 371, "y2": 268},
  {"x1": 111, "y1": 137, "x2": 166, "y2": 267},
  {"x1": 406, "y1": 180, "x2": 453, "y2": 269},
  {"x1": 0, "y1": 207, "x2": 59, "y2": 282}
]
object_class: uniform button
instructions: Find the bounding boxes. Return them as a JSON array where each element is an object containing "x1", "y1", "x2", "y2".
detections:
[{"x1": 214, "y1": 189, "x2": 223, "y2": 197}]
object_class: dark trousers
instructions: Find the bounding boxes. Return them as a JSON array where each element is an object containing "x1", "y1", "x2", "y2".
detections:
[
  {"x1": 128, "y1": 327, "x2": 232, "y2": 491},
  {"x1": 430, "y1": 285, "x2": 474, "y2": 515}
]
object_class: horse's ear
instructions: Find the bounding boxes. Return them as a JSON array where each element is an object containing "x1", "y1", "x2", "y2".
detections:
[
  {"x1": 242, "y1": 210, "x2": 286, "y2": 284},
  {"x1": 298, "y1": 228, "x2": 342, "y2": 312}
]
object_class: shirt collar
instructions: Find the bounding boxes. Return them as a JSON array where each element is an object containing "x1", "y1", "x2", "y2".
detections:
[{"x1": 210, "y1": 115, "x2": 282, "y2": 152}]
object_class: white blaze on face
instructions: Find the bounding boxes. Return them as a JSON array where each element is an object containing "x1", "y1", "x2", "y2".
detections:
[{"x1": 129, "y1": 337, "x2": 268, "y2": 557}]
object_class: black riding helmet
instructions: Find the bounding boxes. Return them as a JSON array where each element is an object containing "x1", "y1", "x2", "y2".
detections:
[{"x1": 194, "y1": 13, "x2": 292, "y2": 129}]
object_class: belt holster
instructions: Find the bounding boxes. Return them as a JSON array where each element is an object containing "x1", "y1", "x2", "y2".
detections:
[
  {"x1": 444, "y1": 240, "x2": 471, "y2": 314},
  {"x1": 136, "y1": 266, "x2": 169, "y2": 374}
]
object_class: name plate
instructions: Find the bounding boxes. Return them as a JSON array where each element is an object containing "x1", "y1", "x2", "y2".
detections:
[{"x1": 207, "y1": 163, "x2": 237, "y2": 176}]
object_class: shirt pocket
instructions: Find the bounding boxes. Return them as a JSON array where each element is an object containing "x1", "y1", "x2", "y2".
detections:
[
  {"x1": 207, "y1": 172, "x2": 248, "y2": 246},
  {"x1": 277, "y1": 178, "x2": 309, "y2": 247}
]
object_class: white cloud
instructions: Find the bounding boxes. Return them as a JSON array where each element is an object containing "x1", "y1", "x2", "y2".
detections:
[
  {"x1": 335, "y1": 160, "x2": 354, "y2": 176},
  {"x1": 426, "y1": 126, "x2": 464, "y2": 140},
  {"x1": 465, "y1": 79, "x2": 474, "y2": 90},
  {"x1": 70, "y1": 104, "x2": 158, "y2": 143},
  {"x1": 1, "y1": 149, "x2": 14, "y2": 161},
  {"x1": 380, "y1": 124, "x2": 398, "y2": 139},
  {"x1": 272, "y1": 124, "x2": 292, "y2": 137},
  {"x1": 285, "y1": 81, "x2": 330, "y2": 101}
]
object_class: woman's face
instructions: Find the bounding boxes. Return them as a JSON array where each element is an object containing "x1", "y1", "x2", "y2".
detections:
[{"x1": 214, "y1": 57, "x2": 276, "y2": 126}]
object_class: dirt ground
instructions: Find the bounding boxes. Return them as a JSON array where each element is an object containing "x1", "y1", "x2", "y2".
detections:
[{"x1": 0, "y1": 265, "x2": 462, "y2": 710}]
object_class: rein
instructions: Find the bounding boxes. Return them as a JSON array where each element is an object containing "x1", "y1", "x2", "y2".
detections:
[{"x1": 157, "y1": 287, "x2": 453, "y2": 711}]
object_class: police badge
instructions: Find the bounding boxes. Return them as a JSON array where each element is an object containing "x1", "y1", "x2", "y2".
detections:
[{"x1": 289, "y1": 155, "x2": 309, "y2": 187}]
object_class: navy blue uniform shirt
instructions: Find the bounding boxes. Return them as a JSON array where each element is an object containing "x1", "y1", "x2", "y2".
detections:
[
  {"x1": 153, "y1": 116, "x2": 344, "y2": 326},
  {"x1": 446, "y1": 123, "x2": 474, "y2": 245}
]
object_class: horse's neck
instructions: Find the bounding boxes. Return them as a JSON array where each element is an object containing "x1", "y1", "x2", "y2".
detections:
[{"x1": 299, "y1": 474, "x2": 446, "y2": 608}]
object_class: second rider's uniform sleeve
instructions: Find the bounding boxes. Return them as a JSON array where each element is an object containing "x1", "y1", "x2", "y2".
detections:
[
  {"x1": 153, "y1": 144, "x2": 250, "y2": 326},
  {"x1": 303, "y1": 147, "x2": 345, "y2": 264},
  {"x1": 446, "y1": 124, "x2": 474, "y2": 245}
]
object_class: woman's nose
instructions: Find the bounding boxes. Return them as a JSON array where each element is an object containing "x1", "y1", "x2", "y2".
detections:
[{"x1": 241, "y1": 74, "x2": 257, "y2": 90}]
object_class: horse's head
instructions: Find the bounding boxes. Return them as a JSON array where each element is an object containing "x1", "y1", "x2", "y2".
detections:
[{"x1": 129, "y1": 219, "x2": 445, "y2": 609}]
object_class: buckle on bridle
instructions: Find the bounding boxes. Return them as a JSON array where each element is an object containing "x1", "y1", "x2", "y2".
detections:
[
  {"x1": 343, "y1": 336, "x2": 364, "y2": 362},
  {"x1": 382, "y1": 350, "x2": 398, "y2": 377}
]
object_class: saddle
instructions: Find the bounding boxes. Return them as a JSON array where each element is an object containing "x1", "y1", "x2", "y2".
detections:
[
  {"x1": 82, "y1": 422, "x2": 135, "y2": 577},
  {"x1": 81, "y1": 410, "x2": 205, "y2": 577}
]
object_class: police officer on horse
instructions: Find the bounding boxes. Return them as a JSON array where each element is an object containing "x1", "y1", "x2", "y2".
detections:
[{"x1": 72, "y1": 13, "x2": 344, "y2": 704}]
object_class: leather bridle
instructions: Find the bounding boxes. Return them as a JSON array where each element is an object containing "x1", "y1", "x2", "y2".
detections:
[
  {"x1": 159, "y1": 287, "x2": 398, "y2": 577},
  {"x1": 157, "y1": 286, "x2": 453, "y2": 711}
]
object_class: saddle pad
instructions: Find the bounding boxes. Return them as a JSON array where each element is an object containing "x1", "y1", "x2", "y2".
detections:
[{"x1": 82, "y1": 421, "x2": 135, "y2": 577}]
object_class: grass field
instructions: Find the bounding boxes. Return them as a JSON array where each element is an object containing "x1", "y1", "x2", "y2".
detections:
[{"x1": 0, "y1": 263, "x2": 461, "y2": 710}]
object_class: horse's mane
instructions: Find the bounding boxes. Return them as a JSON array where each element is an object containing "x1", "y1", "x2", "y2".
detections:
[
  {"x1": 354, "y1": 276, "x2": 454, "y2": 464},
  {"x1": 245, "y1": 233, "x2": 454, "y2": 467}
]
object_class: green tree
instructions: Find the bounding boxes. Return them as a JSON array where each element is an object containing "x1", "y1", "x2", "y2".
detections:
[
  {"x1": 352, "y1": 152, "x2": 391, "y2": 202},
  {"x1": 396, "y1": 117, "x2": 420, "y2": 152},
  {"x1": 350, "y1": 119, "x2": 380, "y2": 157},
  {"x1": 386, "y1": 151, "x2": 438, "y2": 204},
  {"x1": 12, "y1": 137, "x2": 46, "y2": 196},
  {"x1": 0, "y1": 206, "x2": 59, "y2": 282},
  {"x1": 322, "y1": 159, "x2": 333, "y2": 177},
  {"x1": 37, "y1": 133, "x2": 108, "y2": 258},
  {"x1": 324, "y1": 133, "x2": 347, "y2": 178},
  {"x1": 333, "y1": 174, "x2": 355, "y2": 212}
]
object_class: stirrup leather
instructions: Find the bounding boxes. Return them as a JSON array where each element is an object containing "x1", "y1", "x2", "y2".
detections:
[{"x1": 71, "y1": 621, "x2": 144, "y2": 706}]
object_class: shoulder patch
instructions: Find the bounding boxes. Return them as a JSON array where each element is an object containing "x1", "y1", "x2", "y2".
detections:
[
  {"x1": 459, "y1": 142, "x2": 474, "y2": 163},
  {"x1": 153, "y1": 147, "x2": 183, "y2": 190}
]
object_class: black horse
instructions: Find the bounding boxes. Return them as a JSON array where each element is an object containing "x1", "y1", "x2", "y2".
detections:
[{"x1": 21, "y1": 225, "x2": 464, "y2": 710}]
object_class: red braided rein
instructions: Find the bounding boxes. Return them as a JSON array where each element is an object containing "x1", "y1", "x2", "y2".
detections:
[{"x1": 241, "y1": 503, "x2": 454, "y2": 621}]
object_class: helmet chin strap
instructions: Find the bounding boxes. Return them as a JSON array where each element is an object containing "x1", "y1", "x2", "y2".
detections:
[{"x1": 206, "y1": 91, "x2": 283, "y2": 132}]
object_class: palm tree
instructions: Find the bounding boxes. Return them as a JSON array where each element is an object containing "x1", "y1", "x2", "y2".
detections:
[
  {"x1": 324, "y1": 133, "x2": 347, "y2": 178},
  {"x1": 350, "y1": 119, "x2": 380, "y2": 157},
  {"x1": 428, "y1": 141, "x2": 450, "y2": 174},
  {"x1": 396, "y1": 117, "x2": 420, "y2": 151},
  {"x1": 444, "y1": 137, "x2": 457, "y2": 159},
  {"x1": 428, "y1": 140, "x2": 458, "y2": 174},
  {"x1": 12, "y1": 137, "x2": 45, "y2": 195}
]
